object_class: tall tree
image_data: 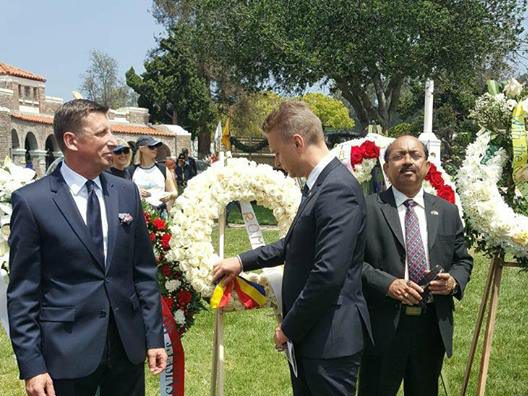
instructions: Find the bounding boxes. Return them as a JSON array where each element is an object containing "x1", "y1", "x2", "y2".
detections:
[
  {"x1": 80, "y1": 50, "x2": 137, "y2": 108},
  {"x1": 165, "y1": 0, "x2": 526, "y2": 130},
  {"x1": 126, "y1": 25, "x2": 217, "y2": 155},
  {"x1": 301, "y1": 93, "x2": 355, "y2": 129}
]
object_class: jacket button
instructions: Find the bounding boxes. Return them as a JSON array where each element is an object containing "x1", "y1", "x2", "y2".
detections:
[{"x1": 99, "y1": 310, "x2": 107, "y2": 318}]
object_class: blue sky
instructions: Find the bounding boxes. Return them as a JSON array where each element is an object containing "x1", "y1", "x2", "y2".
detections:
[
  {"x1": 0, "y1": 0, "x2": 163, "y2": 100},
  {"x1": 1, "y1": 2, "x2": 526, "y2": 102}
]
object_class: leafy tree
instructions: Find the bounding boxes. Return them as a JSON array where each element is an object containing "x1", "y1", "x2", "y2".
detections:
[
  {"x1": 230, "y1": 91, "x2": 282, "y2": 137},
  {"x1": 391, "y1": 77, "x2": 481, "y2": 175},
  {"x1": 230, "y1": 91, "x2": 353, "y2": 138},
  {"x1": 300, "y1": 93, "x2": 354, "y2": 129},
  {"x1": 126, "y1": 25, "x2": 217, "y2": 155},
  {"x1": 80, "y1": 50, "x2": 137, "y2": 108},
  {"x1": 173, "y1": 0, "x2": 526, "y2": 130}
]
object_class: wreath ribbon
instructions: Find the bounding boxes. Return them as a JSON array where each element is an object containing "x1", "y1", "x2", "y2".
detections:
[
  {"x1": 211, "y1": 276, "x2": 266, "y2": 309},
  {"x1": 511, "y1": 102, "x2": 528, "y2": 197}
]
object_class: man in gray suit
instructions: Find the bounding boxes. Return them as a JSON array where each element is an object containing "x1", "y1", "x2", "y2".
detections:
[
  {"x1": 358, "y1": 135, "x2": 473, "y2": 396},
  {"x1": 213, "y1": 101, "x2": 371, "y2": 396}
]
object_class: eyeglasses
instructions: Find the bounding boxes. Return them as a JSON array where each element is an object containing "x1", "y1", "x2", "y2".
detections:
[
  {"x1": 113, "y1": 147, "x2": 130, "y2": 155},
  {"x1": 388, "y1": 151, "x2": 424, "y2": 162}
]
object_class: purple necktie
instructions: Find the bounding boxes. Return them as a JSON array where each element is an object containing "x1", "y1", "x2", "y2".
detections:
[{"x1": 404, "y1": 199, "x2": 427, "y2": 284}]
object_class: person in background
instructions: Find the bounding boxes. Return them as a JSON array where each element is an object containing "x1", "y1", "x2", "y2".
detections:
[
  {"x1": 165, "y1": 158, "x2": 178, "y2": 195},
  {"x1": 129, "y1": 136, "x2": 177, "y2": 213},
  {"x1": 175, "y1": 153, "x2": 192, "y2": 195},
  {"x1": 358, "y1": 135, "x2": 473, "y2": 396},
  {"x1": 181, "y1": 148, "x2": 197, "y2": 179},
  {"x1": 107, "y1": 138, "x2": 132, "y2": 179}
]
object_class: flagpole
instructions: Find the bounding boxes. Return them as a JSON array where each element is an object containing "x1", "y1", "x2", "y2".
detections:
[{"x1": 211, "y1": 151, "x2": 225, "y2": 396}]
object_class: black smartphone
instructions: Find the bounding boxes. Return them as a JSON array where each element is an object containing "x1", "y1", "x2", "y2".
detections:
[{"x1": 419, "y1": 264, "x2": 444, "y2": 288}]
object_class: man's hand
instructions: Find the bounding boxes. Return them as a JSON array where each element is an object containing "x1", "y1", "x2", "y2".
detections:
[
  {"x1": 147, "y1": 348, "x2": 168, "y2": 375},
  {"x1": 25, "y1": 373, "x2": 55, "y2": 396},
  {"x1": 212, "y1": 257, "x2": 242, "y2": 285},
  {"x1": 388, "y1": 279, "x2": 424, "y2": 305},
  {"x1": 274, "y1": 325, "x2": 288, "y2": 351},
  {"x1": 429, "y1": 273, "x2": 457, "y2": 295}
]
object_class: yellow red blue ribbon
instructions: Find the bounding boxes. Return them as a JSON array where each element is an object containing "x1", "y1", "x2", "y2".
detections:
[{"x1": 210, "y1": 276, "x2": 266, "y2": 309}]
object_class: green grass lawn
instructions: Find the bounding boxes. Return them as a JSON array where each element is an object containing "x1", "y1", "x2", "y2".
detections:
[
  {"x1": 1, "y1": 228, "x2": 527, "y2": 395},
  {"x1": 227, "y1": 202, "x2": 277, "y2": 226}
]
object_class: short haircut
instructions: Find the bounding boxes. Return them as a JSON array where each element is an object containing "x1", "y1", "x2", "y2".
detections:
[
  {"x1": 384, "y1": 137, "x2": 429, "y2": 162},
  {"x1": 53, "y1": 99, "x2": 108, "y2": 151},
  {"x1": 261, "y1": 101, "x2": 323, "y2": 145}
]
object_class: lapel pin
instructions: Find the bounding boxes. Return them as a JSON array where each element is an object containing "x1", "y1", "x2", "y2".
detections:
[{"x1": 430, "y1": 210, "x2": 439, "y2": 216}]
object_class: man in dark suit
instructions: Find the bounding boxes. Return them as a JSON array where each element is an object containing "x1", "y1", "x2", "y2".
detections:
[
  {"x1": 7, "y1": 99, "x2": 167, "y2": 396},
  {"x1": 358, "y1": 135, "x2": 473, "y2": 396},
  {"x1": 213, "y1": 101, "x2": 371, "y2": 396}
]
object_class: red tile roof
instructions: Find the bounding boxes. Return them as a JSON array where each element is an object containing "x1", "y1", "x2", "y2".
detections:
[
  {"x1": 11, "y1": 113, "x2": 53, "y2": 125},
  {"x1": 0, "y1": 63, "x2": 46, "y2": 82},
  {"x1": 10, "y1": 113, "x2": 175, "y2": 137},
  {"x1": 111, "y1": 123, "x2": 174, "y2": 137}
]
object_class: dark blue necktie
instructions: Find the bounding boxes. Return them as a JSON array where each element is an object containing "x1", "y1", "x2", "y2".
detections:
[
  {"x1": 301, "y1": 184, "x2": 310, "y2": 204},
  {"x1": 85, "y1": 180, "x2": 104, "y2": 262}
]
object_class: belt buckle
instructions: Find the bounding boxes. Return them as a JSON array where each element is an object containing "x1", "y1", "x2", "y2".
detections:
[{"x1": 404, "y1": 305, "x2": 422, "y2": 316}]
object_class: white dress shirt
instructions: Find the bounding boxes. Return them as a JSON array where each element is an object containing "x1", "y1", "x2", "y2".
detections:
[
  {"x1": 305, "y1": 152, "x2": 336, "y2": 191},
  {"x1": 60, "y1": 162, "x2": 109, "y2": 261},
  {"x1": 392, "y1": 186, "x2": 430, "y2": 280}
]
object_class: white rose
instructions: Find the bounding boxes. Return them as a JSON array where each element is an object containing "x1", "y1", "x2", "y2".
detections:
[
  {"x1": 173, "y1": 309, "x2": 186, "y2": 325},
  {"x1": 165, "y1": 279, "x2": 181, "y2": 292},
  {"x1": 504, "y1": 78, "x2": 523, "y2": 97}
]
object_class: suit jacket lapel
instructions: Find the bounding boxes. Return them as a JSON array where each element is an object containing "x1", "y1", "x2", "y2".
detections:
[
  {"x1": 424, "y1": 193, "x2": 439, "y2": 250},
  {"x1": 379, "y1": 187, "x2": 405, "y2": 248},
  {"x1": 284, "y1": 158, "x2": 340, "y2": 244},
  {"x1": 101, "y1": 173, "x2": 118, "y2": 273},
  {"x1": 50, "y1": 167, "x2": 105, "y2": 270}
]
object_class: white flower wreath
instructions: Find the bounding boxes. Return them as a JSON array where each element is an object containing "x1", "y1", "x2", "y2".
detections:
[
  {"x1": 0, "y1": 158, "x2": 35, "y2": 273},
  {"x1": 456, "y1": 130, "x2": 528, "y2": 257},
  {"x1": 167, "y1": 157, "x2": 300, "y2": 303}
]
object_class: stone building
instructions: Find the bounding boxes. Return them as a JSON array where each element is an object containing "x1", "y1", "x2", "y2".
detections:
[{"x1": 0, "y1": 62, "x2": 192, "y2": 176}]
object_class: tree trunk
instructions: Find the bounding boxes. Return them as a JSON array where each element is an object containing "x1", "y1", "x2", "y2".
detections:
[
  {"x1": 198, "y1": 127, "x2": 211, "y2": 158},
  {"x1": 335, "y1": 75, "x2": 403, "y2": 132}
]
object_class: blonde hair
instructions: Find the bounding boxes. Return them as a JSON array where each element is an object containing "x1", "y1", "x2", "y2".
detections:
[
  {"x1": 262, "y1": 101, "x2": 323, "y2": 145},
  {"x1": 113, "y1": 138, "x2": 132, "y2": 167}
]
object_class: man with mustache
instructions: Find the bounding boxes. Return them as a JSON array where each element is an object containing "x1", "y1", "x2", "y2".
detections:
[{"x1": 358, "y1": 135, "x2": 473, "y2": 396}]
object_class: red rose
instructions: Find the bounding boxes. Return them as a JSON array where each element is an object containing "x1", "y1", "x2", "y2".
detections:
[
  {"x1": 350, "y1": 146, "x2": 363, "y2": 167},
  {"x1": 360, "y1": 140, "x2": 380, "y2": 159},
  {"x1": 149, "y1": 232, "x2": 156, "y2": 242},
  {"x1": 161, "y1": 233, "x2": 172, "y2": 250},
  {"x1": 437, "y1": 185, "x2": 455, "y2": 204},
  {"x1": 153, "y1": 218, "x2": 166, "y2": 231},
  {"x1": 426, "y1": 167, "x2": 445, "y2": 188},
  {"x1": 144, "y1": 212, "x2": 151, "y2": 223},
  {"x1": 160, "y1": 264, "x2": 172, "y2": 277},
  {"x1": 178, "y1": 290, "x2": 193, "y2": 306}
]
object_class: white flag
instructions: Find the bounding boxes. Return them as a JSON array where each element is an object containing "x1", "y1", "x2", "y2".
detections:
[{"x1": 213, "y1": 121, "x2": 222, "y2": 151}]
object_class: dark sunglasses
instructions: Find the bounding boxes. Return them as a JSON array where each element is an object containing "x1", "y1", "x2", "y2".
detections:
[
  {"x1": 113, "y1": 147, "x2": 130, "y2": 155},
  {"x1": 147, "y1": 145, "x2": 160, "y2": 150}
]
